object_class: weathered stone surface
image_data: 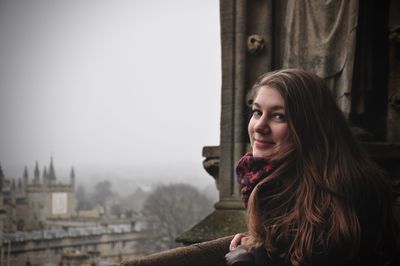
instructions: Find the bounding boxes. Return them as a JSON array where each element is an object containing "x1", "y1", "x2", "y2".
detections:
[
  {"x1": 118, "y1": 236, "x2": 231, "y2": 266},
  {"x1": 176, "y1": 209, "x2": 246, "y2": 245}
]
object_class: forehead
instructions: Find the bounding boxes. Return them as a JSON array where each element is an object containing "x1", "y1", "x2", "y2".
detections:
[{"x1": 253, "y1": 86, "x2": 285, "y2": 108}]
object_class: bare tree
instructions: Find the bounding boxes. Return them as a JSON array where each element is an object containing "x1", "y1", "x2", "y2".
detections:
[
  {"x1": 91, "y1": 180, "x2": 114, "y2": 207},
  {"x1": 140, "y1": 183, "x2": 213, "y2": 254},
  {"x1": 75, "y1": 185, "x2": 93, "y2": 211}
]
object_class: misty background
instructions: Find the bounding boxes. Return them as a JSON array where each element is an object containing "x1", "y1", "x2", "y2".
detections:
[{"x1": 0, "y1": 0, "x2": 221, "y2": 196}]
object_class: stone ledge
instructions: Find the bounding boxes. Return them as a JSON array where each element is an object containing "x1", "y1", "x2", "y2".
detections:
[
  {"x1": 117, "y1": 236, "x2": 231, "y2": 266},
  {"x1": 176, "y1": 208, "x2": 246, "y2": 245}
]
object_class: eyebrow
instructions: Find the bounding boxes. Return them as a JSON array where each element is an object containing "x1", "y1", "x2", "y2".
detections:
[{"x1": 252, "y1": 102, "x2": 285, "y2": 111}]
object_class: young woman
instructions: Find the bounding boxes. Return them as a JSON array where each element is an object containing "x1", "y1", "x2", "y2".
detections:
[{"x1": 225, "y1": 69, "x2": 398, "y2": 266}]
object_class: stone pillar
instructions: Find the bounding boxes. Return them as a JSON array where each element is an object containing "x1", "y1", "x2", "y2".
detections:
[
  {"x1": 177, "y1": 0, "x2": 274, "y2": 244},
  {"x1": 217, "y1": 0, "x2": 273, "y2": 207}
]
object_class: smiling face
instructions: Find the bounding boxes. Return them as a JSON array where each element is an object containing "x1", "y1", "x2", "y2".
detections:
[{"x1": 248, "y1": 86, "x2": 289, "y2": 158}]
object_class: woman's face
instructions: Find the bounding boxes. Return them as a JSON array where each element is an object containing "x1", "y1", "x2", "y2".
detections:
[{"x1": 248, "y1": 86, "x2": 289, "y2": 158}]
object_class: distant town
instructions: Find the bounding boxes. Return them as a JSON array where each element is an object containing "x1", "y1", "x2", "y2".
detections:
[{"x1": 0, "y1": 158, "x2": 216, "y2": 266}]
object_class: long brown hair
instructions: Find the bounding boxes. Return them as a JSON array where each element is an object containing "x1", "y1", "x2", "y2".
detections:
[{"x1": 245, "y1": 69, "x2": 397, "y2": 265}]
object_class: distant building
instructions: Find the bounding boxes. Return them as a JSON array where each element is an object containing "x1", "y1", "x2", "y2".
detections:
[
  {"x1": 1, "y1": 222, "x2": 146, "y2": 266},
  {"x1": 0, "y1": 159, "x2": 146, "y2": 266},
  {"x1": 1, "y1": 158, "x2": 76, "y2": 232}
]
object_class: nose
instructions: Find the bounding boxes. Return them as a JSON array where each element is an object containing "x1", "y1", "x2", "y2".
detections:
[{"x1": 254, "y1": 116, "x2": 270, "y2": 134}]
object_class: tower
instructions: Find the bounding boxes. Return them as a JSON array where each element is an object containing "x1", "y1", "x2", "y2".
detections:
[
  {"x1": 47, "y1": 157, "x2": 56, "y2": 185},
  {"x1": 33, "y1": 161, "x2": 40, "y2": 186},
  {"x1": 70, "y1": 167, "x2": 75, "y2": 187},
  {"x1": 23, "y1": 166, "x2": 29, "y2": 187}
]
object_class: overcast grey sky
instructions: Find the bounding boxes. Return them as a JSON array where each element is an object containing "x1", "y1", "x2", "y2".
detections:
[{"x1": 0, "y1": 0, "x2": 221, "y2": 185}]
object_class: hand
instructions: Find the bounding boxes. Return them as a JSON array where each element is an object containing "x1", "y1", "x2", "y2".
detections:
[
  {"x1": 229, "y1": 233, "x2": 248, "y2": 251},
  {"x1": 225, "y1": 245, "x2": 253, "y2": 265}
]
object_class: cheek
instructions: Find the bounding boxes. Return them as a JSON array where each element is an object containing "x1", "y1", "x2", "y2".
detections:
[
  {"x1": 248, "y1": 119, "x2": 254, "y2": 138},
  {"x1": 274, "y1": 124, "x2": 289, "y2": 142}
]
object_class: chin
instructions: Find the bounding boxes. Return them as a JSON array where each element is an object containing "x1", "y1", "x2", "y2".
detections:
[{"x1": 252, "y1": 149, "x2": 271, "y2": 159}]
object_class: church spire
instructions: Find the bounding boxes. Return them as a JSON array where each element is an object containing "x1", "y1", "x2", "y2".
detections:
[
  {"x1": 33, "y1": 161, "x2": 40, "y2": 185},
  {"x1": 23, "y1": 166, "x2": 29, "y2": 186},
  {"x1": 48, "y1": 157, "x2": 57, "y2": 184},
  {"x1": 70, "y1": 167, "x2": 75, "y2": 187}
]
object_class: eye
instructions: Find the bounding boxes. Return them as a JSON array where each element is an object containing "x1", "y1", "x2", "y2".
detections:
[
  {"x1": 271, "y1": 113, "x2": 286, "y2": 122},
  {"x1": 251, "y1": 109, "x2": 262, "y2": 118}
]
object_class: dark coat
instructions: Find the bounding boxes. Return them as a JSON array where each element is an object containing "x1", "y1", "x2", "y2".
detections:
[{"x1": 227, "y1": 245, "x2": 400, "y2": 266}]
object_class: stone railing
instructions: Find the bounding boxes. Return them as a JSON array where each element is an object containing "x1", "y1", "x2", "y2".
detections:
[{"x1": 117, "y1": 236, "x2": 232, "y2": 266}]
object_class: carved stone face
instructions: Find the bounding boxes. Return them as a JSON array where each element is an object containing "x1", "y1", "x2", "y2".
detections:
[
  {"x1": 248, "y1": 86, "x2": 289, "y2": 158},
  {"x1": 247, "y1": 34, "x2": 265, "y2": 54}
]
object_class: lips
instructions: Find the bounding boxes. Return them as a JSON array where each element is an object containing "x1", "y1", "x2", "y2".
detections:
[{"x1": 253, "y1": 139, "x2": 275, "y2": 148}]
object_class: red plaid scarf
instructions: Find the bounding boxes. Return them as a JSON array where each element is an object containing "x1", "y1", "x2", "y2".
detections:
[{"x1": 236, "y1": 152, "x2": 273, "y2": 208}]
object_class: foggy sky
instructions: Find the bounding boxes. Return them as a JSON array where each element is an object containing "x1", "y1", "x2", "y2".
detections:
[{"x1": 0, "y1": 0, "x2": 221, "y2": 184}]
